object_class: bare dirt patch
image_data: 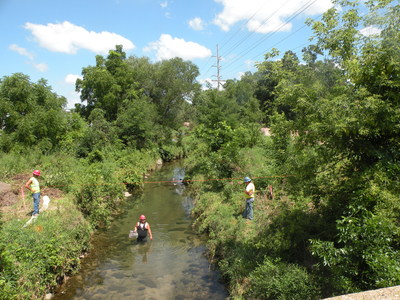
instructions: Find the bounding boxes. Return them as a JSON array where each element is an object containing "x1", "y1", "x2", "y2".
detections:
[{"x1": 0, "y1": 173, "x2": 64, "y2": 218}]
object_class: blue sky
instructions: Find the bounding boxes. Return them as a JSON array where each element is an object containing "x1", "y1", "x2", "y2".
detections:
[{"x1": 0, "y1": 0, "x2": 336, "y2": 109}]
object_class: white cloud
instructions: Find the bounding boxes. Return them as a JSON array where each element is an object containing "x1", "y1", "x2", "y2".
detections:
[
  {"x1": 66, "y1": 90, "x2": 82, "y2": 109},
  {"x1": 32, "y1": 62, "x2": 48, "y2": 72},
  {"x1": 9, "y1": 44, "x2": 34, "y2": 60},
  {"x1": 359, "y1": 26, "x2": 381, "y2": 36},
  {"x1": 24, "y1": 21, "x2": 135, "y2": 54},
  {"x1": 213, "y1": 0, "x2": 333, "y2": 33},
  {"x1": 160, "y1": 1, "x2": 168, "y2": 8},
  {"x1": 9, "y1": 44, "x2": 48, "y2": 72},
  {"x1": 189, "y1": 17, "x2": 205, "y2": 30},
  {"x1": 144, "y1": 34, "x2": 212, "y2": 61},
  {"x1": 65, "y1": 74, "x2": 82, "y2": 85},
  {"x1": 244, "y1": 59, "x2": 255, "y2": 69}
]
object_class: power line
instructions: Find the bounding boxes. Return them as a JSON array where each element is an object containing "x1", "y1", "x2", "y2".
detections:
[
  {"x1": 199, "y1": 1, "x2": 272, "y2": 79},
  {"x1": 220, "y1": 0, "x2": 292, "y2": 57},
  {"x1": 220, "y1": 0, "x2": 320, "y2": 75},
  {"x1": 224, "y1": 13, "x2": 323, "y2": 76}
]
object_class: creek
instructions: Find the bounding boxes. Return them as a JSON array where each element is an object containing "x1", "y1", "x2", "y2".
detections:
[{"x1": 53, "y1": 161, "x2": 227, "y2": 299}]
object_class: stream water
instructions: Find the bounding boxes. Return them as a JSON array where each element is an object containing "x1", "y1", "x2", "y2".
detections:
[{"x1": 53, "y1": 161, "x2": 227, "y2": 299}]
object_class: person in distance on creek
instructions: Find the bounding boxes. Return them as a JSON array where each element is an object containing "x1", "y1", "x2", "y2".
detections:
[
  {"x1": 243, "y1": 176, "x2": 255, "y2": 221},
  {"x1": 25, "y1": 170, "x2": 41, "y2": 217},
  {"x1": 133, "y1": 214, "x2": 153, "y2": 242}
]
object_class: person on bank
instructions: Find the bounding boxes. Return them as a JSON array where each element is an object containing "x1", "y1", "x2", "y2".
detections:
[
  {"x1": 133, "y1": 214, "x2": 153, "y2": 242},
  {"x1": 25, "y1": 170, "x2": 41, "y2": 216},
  {"x1": 243, "y1": 176, "x2": 255, "y2": 220}
]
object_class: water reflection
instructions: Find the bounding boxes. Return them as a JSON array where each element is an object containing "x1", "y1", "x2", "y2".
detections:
[{"x1": 53, "y1": 162, "x2": 227, "y2": 299}]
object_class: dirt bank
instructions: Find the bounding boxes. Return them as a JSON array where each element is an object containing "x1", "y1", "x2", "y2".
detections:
[{"x1": 0, "y1": 173, "x2": 63, "y2": 217}]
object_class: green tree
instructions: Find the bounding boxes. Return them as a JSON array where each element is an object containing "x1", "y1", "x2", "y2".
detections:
[
  {"x1": 224, "y1": 72, "x2": 264, "y2": 124},
  {"x1": 150, "y1": 57, "x2": 201, "y2": 130},
  {"x1": 75, "y1": 45, "x2": 141, "y2": 122},
  {"x1": 115, "y1": 96, "x2": 159, "y2": 149},
  {"x1": 0, "y1": 73, "x2": 68, "y2": 152},
  {"x1": 264, "y1": 0, "x2": 400, "y2": 293}
]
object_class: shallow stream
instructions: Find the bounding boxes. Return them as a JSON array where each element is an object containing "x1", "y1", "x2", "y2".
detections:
[{"x1": 53, "y1": 161, "x2": 227, "y2": 299}]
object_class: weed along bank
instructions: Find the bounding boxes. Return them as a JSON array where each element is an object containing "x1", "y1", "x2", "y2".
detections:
[{"x1": 52, "y1": 162, "x2": 227, "y2": 299}]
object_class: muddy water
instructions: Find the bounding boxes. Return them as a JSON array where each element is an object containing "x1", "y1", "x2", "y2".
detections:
[{"x1": 53, "y1": 162, "x2": 227, "y2": 300}]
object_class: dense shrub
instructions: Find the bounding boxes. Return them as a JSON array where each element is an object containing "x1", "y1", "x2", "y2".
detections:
[
  {"x1": 246, "y1": 258, "x2": 320, "y2": 300},
  {"x1": 0, "y1": 205, "x2": 91, "y2": 300}
]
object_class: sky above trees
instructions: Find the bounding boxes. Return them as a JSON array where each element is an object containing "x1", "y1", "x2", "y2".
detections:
[{"x1": 0, "y1": 0, "x2": 379, "y2": 109}]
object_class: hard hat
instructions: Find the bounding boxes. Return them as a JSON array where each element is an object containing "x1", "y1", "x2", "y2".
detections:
[
  {"x1": 33, "y1": 170, "x2": 41, "y2": 176},
  {"x1": 139, "y1": 214, "x2": 146, "y2": 220},
  {"x1": 244, "y1": 177, "x2": 251, "y2": 182}
]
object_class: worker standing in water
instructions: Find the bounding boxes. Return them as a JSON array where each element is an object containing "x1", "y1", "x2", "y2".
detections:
[
  {"x1": 25, "y1": 170, "x2": 41, "y2": 216},
  {"x1": 133, "y1": 214, "x2": 153, "y2": 242},
  {"x1": 243, "y1": 177, "x2": 255, "y2": 221}
]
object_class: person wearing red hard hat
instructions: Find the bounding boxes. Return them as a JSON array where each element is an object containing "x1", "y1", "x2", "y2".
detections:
[
  {"x1": 133, "y1": 214, "x2": 153, "y2": 242},
  {"x1": 25, "y1": 170, "x2": 41, "y2": 216}
]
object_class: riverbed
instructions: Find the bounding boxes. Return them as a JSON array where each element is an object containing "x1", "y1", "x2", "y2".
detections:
[{"x1": 53, "y1": 162, "x2": 227, "y2": 299}]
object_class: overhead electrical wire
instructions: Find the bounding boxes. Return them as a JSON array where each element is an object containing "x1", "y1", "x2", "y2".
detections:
[
  {"x1": 200, "y1": 0, "x2": 324, "y2": 83},
  {"x1": 219, "y1": 0, "x2": 320, "y2": 75},
  {"x1": 220, "y1": 0, "x2": 292, "y2": 56},
  {"x1": 223, "y1": 13, "x2": 324, "y2": 76},
  {"x1": 199, "y1": 0, "x2": 271, "y2": 79}
]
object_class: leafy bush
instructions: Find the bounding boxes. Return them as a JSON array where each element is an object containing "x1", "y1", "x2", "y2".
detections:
[
  {"x1": 246, "y1": 258, "x2": 320, "y2": 300},
  {"x1": 74, "y1": 161, "x2": 124, "y2": 228},
  {"x1": 0, "y1": 204, "x2": 91, "y2": 300}
]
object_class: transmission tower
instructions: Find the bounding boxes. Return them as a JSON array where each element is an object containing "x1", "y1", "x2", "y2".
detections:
[{"x1": 212, "y1": 45, "x2": 225, "y2": 90}]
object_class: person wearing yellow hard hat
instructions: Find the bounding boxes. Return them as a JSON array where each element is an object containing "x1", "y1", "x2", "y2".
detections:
[{"x1": 25, "y1": 170, "x2": 41, "y2": 216}]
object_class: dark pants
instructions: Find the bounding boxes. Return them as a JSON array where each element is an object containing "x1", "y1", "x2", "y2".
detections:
[{"x1": 137, "y1": 235, "x2": 147, "y2": 243}]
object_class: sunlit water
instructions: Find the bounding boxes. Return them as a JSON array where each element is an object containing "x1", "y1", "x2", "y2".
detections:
[{"x1": 53, "y1": 162, "x2": 227, "y2": 300}]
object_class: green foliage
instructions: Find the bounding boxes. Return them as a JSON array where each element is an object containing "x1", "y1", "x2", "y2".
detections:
[
  {"x1": 193, "y1": 89, "x2": 240, "y2": 130},
  {"x1": 245, "y1": 258, "x2": 319, "y2": 300},
  {"x1": 0, "y1": 146, "x2": 159, "y2": 298},
  {"x1": 39, "y1": 154, "x2": 82, "y2": 193},
  {"x1": 0, "y1": 73, "x2": 69, "y2": 153},
  {"x1": 57, "y1": 112, "x2": 88, "y2": 155},
  {"x1": 115, "y1": 96, "x2": 159, "y2": 149},
  {"x1": 150, "y1": 57, "x2": 201, "y2": 129},
  {"x1": 264, "y1": 0, "x2": 400, "y2": 295},
  {"x1": 0, "y1": 206, "x2": 91, "y2": 300},
  {"x1": 114, "y1": 148, "x2": 158, "y2": 192},
  {"x1": 75, "y1": 45, "x2": 141, "y2": 122},
  {"x1": 73, "y1": 159, "x2": 125, "y2": 228},
  {"x1": 185, "y1": 2, "x2": 400, "y2": 298},
  {"x1": 0, "y1": 152, "x2": 36, "y2": 181}
]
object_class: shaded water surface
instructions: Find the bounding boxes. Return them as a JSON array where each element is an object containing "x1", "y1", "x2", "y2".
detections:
[{"x1": 54, "y1": 162, "x2": 227, "y2": 300}]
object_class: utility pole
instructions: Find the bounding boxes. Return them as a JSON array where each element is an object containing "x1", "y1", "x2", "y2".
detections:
[{"x1": 212, "y1": 44, "x2": 225, "y2": 90}]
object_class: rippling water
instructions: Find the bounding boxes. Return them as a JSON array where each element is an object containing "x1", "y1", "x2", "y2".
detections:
[{"x1": 53, "y1": 162, "x2": 227, "y2": 300}]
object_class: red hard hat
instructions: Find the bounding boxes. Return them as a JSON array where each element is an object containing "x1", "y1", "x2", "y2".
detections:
[
  {"x1": 33, "y1": 170, "x2": 41, "y2": 176},
  {"x1": 139, "y1": 215, "x2": 146, "y2": 220}
]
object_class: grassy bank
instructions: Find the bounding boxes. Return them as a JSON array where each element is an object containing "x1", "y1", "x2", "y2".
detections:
[
  {"x1": 0, "y1": 149, "x2": 161, "y2": 299},
  {"x1": 184, "y1": 134, "x2": 322, "y2": 299}
]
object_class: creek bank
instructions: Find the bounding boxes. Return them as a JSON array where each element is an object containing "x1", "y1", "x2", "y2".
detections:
[
  {"x1": 0, "y1": 157, "x2": 164, "y2": 300},
  {"x1": 51, "y1": 161, "x2": 227, "y2": 299}
]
